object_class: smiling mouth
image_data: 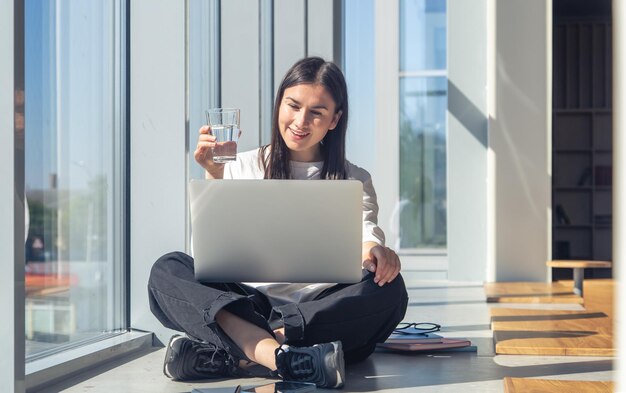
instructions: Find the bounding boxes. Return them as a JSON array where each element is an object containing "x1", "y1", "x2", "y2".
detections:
[{"x1": 289, "y1": 128, "x2": 310, "y2": 138}]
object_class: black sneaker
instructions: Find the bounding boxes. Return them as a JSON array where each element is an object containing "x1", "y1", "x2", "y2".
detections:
[
  {"x1": 163, "y1": 335, "x2": 243, "y2": 381},
  {"x1": 275, "y1": 341, "x2": 345, "y2": 388}
]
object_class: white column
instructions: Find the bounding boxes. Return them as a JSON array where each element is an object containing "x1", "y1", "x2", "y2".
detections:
[
  {"x1": 274, "y1": 0, "x2": 306, "y2": 91},
  {"x1": 0, "y1": 0, "x2": 25, "y2": 391},
  {"x1": 613, "y1": 0, "x2": 626, "y2": 390},
  {"x1": 307, "y1": 0, "x2": 342, "y2": 65},
  {"x1": 130, "y1": 0, "x2": 187, "y2": 343},
  {"x1": 490, "y1": 0, "x2": 551, "y2": 281},
  {"x1": 260, "y1": 0, "x2": 274, "y2": 145},
  {"x1": 373, "y1": 0, "x2": 399, "y2": 251},
  {"x1": 447, "y1": 0, "x2": 488, "y2": 281},
  {"x1": 221, "y1": 0, "x2": 260, "y2": 151}
]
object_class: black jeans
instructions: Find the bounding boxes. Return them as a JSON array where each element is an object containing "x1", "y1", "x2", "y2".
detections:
[{"x1": 148, "y1": 251, "x2": 408, "y2": 363}]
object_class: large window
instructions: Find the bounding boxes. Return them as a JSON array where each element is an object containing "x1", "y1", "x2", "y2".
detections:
[
  {"x1": 24, "y1": 0, "x2": 127, "y2": 360},
  {"x1": 345, "y1": 0, "x2": 447, "y2": 253},
  {"x1": 398, "y1": 0, "x2": 447, "y2": 250}
]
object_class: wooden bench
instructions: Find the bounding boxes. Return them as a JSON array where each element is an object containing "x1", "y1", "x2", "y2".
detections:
[
  {"x1": 546, "y1": 260, "x2": 612, "y2": 297},
  {"x1": 504, "y1": 377, "x2": 613, "y2": 393}
]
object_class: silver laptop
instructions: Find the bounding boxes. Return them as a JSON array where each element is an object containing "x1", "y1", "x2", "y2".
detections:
[{"x1": 189, "y1": 179, "x2": 363, "y2": 283}]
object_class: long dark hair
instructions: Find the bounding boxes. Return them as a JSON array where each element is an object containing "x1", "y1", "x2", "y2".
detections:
[{"x1": 260, "y1": 57, "x2": 349, "y2": 179}]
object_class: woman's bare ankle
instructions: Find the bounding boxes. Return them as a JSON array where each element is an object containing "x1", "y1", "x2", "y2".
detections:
[
  {"x1": 273, "y1": 327, "x2": 286, "y2": 345},
  {"x1": 238, "y1": 359, "x2": 256, "y2": 369},
  {"x1": 215, "y1": 310, "x2": 280, "y2": 370}
]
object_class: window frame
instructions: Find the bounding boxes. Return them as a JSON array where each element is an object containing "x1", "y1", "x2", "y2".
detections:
[
  {"x1": 2, "y1": 0, "x2": 26, "y2": 390},
  {"x1": 4, "y1": 0, "x2": 136, "y2": 389},
  {"x1": 371, "y1": 0, "x2": 448, "y2": 273}
]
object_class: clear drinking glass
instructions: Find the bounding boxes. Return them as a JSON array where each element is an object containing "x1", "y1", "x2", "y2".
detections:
[{"x1": 205, "y1": 108, "x2": 241, "y2": 163}]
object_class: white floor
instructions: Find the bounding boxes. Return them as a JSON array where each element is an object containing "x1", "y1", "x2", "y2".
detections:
[{"x1": 38, "y1": 275, "x2": 615, "y2": 393}]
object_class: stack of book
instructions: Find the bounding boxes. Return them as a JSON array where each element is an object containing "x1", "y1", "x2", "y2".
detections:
[{"x1": 377, "y1": 331, "x2": 472, "y2": 352}]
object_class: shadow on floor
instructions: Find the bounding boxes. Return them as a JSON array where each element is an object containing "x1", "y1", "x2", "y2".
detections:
[
  {"x1": 493, "y1": 330, "x2": 600, "y2": 340},
  {"x1": 408, "y1": 300, "x2": 486, "y2": 307},
  {"x1": 36, "y1": 346, "x2": 162, "y2": 393},
  {"x1": 439, "y1": 324, "x2": 491, "y2": 332},
  {"x1": 344, "y1": 352, "x2": 613, "y2": 391},
  {"x1": 486, "y1": 291, "x2": 576, "y2": 298},
  {"x1": 491, "y1": 312, "x2": 607, "y2": 322},
  {"x1": 405, "y1": 285, "x2": 484, "y2": 291}
]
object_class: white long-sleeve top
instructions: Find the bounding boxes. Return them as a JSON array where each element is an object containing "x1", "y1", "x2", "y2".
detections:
[{"x1": 222, "y1": 148, "x2": 385, "y2": 306}]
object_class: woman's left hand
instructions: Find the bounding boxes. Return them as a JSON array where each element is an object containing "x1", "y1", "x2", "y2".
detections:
[{"x1": 362, "y1": 242, "x2": 401, "y2": 287}]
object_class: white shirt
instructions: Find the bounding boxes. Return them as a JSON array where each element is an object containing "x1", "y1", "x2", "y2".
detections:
[{"x1": 223, "y1": 148, "x2": 385, "y2": 306}]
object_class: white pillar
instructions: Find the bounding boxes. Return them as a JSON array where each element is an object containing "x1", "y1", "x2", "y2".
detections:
[
  {"x1": 130, "y1": 0, "x2": 187, "y2": 343},
  {"x1": 221, "y1": 0, "x2": 260, "y2": 152},
  {"x1": 447, "y1": 0, "x2": 488, "y2": 281},
  {"x1": 489, "y1": 0, "x2": 551, "y2": 282},
  {"x1": 614, "y1": 0, "x2": 626, "y2": 391}
]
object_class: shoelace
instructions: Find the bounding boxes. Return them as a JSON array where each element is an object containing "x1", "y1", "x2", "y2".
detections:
[
  {"x1": 194, "y1": 344, "x2": 225, "y2": 373},
  {"x1": 286, "y1": 351, "x2": 315, "y2": 376},
  {"x1": 276, "y1": 347, "x2": 321, "y2": 381}
]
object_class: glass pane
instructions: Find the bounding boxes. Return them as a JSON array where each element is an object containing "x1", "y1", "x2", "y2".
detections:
[
  {"x1": 398, "y1": 77, "x2": 447, "y2": 249},
  {"x1": 24, "y1": 0, "x2": 126, "y2": 359},
  {"x1": 400, "y1": 0, "x2": 447, "y2": 72}
]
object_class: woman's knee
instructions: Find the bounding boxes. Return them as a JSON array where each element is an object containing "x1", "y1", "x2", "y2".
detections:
[
  {"x1": 379, "y1": 273, "x2": 409, "y2": 321},
  {"x1": 384, "y1": 273, "x2": 408, "y2": 302},
  {"x1": 149, "y1": 251, "x2": 194, "y2": 283}
]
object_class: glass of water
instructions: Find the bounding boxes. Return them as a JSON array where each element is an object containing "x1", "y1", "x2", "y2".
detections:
[{"x1": 205, "y1": 108, "x2": 241, "y2": 163}]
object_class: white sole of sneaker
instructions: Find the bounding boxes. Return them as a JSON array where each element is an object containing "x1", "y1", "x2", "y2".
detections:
[
  {"x1": 163, "y1": 334, "x2": 183, "y2": 379},
  {"x1": 333, "y1": 341, "x2": 345, "y2": 388}
]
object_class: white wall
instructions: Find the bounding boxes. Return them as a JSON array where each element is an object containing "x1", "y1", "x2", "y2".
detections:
[
  {"x1": 274, "y1": 0, "x2": 306, "y2": 93},
  {"x1": 373, "y1": 0, "x2": 399, "y2": 260},
  {"x1": 221, "y1": 0, "x2": 260, "y2": 150},
  {"x1": 447, "y1": 0, "x2": 488, "y2": 281},
  {"x1": 130, "y1": 0, "x2": 186, "y2": 342},
  {"x1": 131, "y1": 0, "x2": 341, "y2": 344},
  {"x1": 489, "y1": 0, "x2": 551, "y2": 281},
  {"x1": 307, "y1": 0, "x2": 342, "y2": 63},
  {"x1": 222, "y1": 0, "x2": 341, "y2": 152}
]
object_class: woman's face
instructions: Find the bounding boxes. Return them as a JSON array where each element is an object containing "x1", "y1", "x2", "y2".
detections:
[{"x1": 278, "y1": 83, "x2": 342, "y2": 162}]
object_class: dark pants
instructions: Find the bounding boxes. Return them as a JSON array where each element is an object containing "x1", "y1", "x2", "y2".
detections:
[{"x1": 148, "y1": 251, "x2": 408, "y2": 363}]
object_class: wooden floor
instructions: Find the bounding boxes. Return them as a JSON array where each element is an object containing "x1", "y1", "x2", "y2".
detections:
[
  {"x1": 487, "y1": 279, "x2": 614, "y2": 356},
  {"x1": 488, "y1": 280, "x2": 615, "y2": 392},
  {"x1": 491, "y1": 307, "x2": 613, "y2": 356},
  {"x1": 503, "y1": 377, "x2": 614, "y2": 393},
  {"x1": 484, "y1": 281, "x2": 583, "y2": 303}
]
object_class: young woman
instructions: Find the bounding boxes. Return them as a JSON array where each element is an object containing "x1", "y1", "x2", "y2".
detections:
[{"x1": 148, "y1": 57, "x2": 408, "y2": 389}]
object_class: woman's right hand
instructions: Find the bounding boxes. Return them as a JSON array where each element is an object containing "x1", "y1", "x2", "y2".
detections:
[{"x1": 194, "y1": 125, "x2": 224, "y2": 179}]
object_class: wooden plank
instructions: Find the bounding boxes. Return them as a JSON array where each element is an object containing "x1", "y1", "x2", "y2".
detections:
[
  {"x1": 491, "y1": 308, "x2": 613, "y2": 356},
  {"x1": 503, "y1": 377, "x2": 613, "y2": 393},
  {"x1": 490, "y1": 308, "x2": 612, "y2": 335},
  {"x1": 489, "y1": 280, "x2": 615, "y2": 356},
  {"x1": 503, "y1": 376, "x2": 516, "y2": 393},
  {"x1": 547, "y1": 260, "x2": 612, "y2": 268},
  {"x1": 494, "y1": 330, "x2": 614, "y2": 356},
  {"x1": 561, "y1": 279, "x2": 614, "y2": 313},
  {"x1": 484, "y1": 282, "x2": 583, "y2": 304},
  {"x1": 553, "y1": 279, "x2": 615, "y2": 315}
]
